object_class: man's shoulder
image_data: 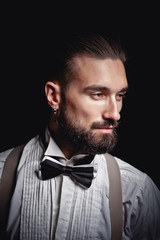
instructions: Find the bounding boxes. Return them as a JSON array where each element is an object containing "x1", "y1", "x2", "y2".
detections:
[
  {"x1": 113, "y1": 156, "x2": 148, "y2": 185},
  {"x1": 112, "y1": 156, "x2": 160, "y2": 198},
  {"x1": 0, "y1": 148, "x2": 14, "y2": 179},
  {"x1": 0, "y1": 135, "x2": 41, "y2": 179},
  {"x1": 0, "y1": 147, "x2": 13, "y2": 159},
  {"x1": 115, "y1": 156, "x2": 145, "y2": 175},
  {"x1": 0, "y1": 135, "x2": 40, "y2": 158},
  {"x1": 102, "y1": 153, "x2": 150, "y2": 192},
  {"x1": 101, "y1": 153, "x2": 146, "y2": 181}
]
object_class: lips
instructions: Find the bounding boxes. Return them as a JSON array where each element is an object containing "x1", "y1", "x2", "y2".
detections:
[
  {"x1": 97, "y1": 126, "x2": 114, "y2": 129},
  {"x1": 95, "y1": 126, "x2": 114, "y2": 133},
  {"x1": 91, "y1": 120, "x2": 118, "y2": 130}
]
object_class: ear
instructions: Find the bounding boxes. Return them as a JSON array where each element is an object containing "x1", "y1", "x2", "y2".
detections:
[{"x1": 45, "y1": 81, "x2": 61, "y2": 110}]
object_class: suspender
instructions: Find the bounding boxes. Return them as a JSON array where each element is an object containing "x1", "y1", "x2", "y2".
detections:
[
  {"x1": 0, "y1": 147, "x2": 122, "y2": 240},
  {"x1": 105, "y1": 153, "x2": 123, "y2": 240},
  {"x1": 0, "y1": 144, "x2": 25, "y2": 239}
]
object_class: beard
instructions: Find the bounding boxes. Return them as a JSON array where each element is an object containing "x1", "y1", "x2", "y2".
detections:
[{"x1": 57, "y1": 107, "x2": 118, "y2": 155}]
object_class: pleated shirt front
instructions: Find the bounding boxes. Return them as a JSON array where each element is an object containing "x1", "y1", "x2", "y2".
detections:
[{"x1": 1, "y1": 128, "x2": 159, "y2": 239}]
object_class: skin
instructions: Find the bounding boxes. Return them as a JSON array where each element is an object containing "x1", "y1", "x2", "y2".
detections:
[{"x1": 45, "y1": 56, "x2": 128, "y2": 158}]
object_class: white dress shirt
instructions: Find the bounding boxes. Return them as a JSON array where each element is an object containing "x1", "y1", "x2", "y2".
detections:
[{"x1": 0, "y1": 128, "x2": 160, "y2": 239}]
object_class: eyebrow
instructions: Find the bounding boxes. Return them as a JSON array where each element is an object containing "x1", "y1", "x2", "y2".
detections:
[{"x1": 84, "y1": 85, "x2": 129, "y2": 93}]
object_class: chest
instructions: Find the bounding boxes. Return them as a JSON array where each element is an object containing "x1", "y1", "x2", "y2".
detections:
[{"x1": 20, "y1": 153, "x2": 111, "y2": 240}]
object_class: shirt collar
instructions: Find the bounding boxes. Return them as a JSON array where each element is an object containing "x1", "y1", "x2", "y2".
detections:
[
  {"x1": 43, "y1": 127, "x2": 95, "y2": 166},
  {"x1": 44, "y1": 127, "x2": 66, "y2": 160}
]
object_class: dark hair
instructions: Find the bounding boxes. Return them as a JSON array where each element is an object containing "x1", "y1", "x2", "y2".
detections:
[{"x1": 45, "y1": 32, "x2": 127, "y2": 86}]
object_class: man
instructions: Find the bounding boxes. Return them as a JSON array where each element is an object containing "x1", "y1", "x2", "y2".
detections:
[{"x1": 0, "y1": 32, "x2": 160, "y2": 239}]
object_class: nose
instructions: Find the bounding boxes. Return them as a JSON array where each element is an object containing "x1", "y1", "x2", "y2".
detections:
[{"x1": 102, "y1": 97, "x2": 121, "y2": 122}]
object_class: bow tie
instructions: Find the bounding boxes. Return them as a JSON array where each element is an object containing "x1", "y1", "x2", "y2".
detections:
[{"x1": 39, "y1": 156, "x2": 98, "y2": 188}]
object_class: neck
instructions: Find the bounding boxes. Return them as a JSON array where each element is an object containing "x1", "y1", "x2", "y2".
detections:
[{"x1": 48, "y1": 120, "x2": 82, "y2": 159}]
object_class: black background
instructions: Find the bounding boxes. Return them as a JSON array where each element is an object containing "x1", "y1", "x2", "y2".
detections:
[{"x1": 1, "y1": 3, "x2": 159, "y2": 188}]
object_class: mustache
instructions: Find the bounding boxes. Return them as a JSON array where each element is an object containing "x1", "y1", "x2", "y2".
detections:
[{"x1": 91, "y1": 119, "x2": 119, "y2": 129}]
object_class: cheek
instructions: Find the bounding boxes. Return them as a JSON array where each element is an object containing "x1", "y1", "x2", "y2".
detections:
[
  {"x1": 68, "y1": 101, "x2": 93, "y2": 120},
  {"x1": 117, "y1": 101, "x2": 123, "y2": 113},
  {"x1": 65, "y1": 97, "x2": 97, "y2": 123}
]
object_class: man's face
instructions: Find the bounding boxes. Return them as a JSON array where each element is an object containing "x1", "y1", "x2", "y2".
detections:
[{"x1": 57, "y1": 56, "x2": 128, "y2": 155}]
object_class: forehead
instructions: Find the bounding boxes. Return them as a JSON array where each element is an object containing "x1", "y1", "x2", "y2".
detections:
[{"x1": 70, "y1": 56, "x2": 128, "y2": 92}]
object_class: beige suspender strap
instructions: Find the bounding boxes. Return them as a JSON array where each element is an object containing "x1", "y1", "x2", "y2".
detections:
[
  {"x1": 104, "y1": 153, "x2": 123, "y2": 240},
  {"x1": 0, "y1": 144, "x2": 25, "y2": 239}
]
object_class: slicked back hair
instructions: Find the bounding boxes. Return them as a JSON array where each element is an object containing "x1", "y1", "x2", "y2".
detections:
[{"x1": 46, "y1": 32, "x2": 127, "y2": 87}]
